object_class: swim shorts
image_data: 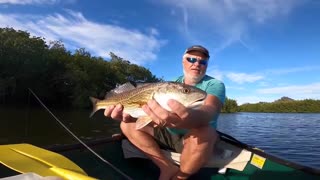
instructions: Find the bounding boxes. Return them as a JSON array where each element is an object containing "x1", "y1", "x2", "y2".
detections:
[{"x1": 153, "y1": 127, "x2": 184, "y2": 153}]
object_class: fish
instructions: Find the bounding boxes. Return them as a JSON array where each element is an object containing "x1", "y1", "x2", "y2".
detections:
[{"x1": 90, "y1": 82, "x2": 207, "y2": 129}]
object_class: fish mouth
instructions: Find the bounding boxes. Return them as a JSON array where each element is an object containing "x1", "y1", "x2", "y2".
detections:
[{"x1": 188, "y1": 98, "x2": 206, "y2": 108}]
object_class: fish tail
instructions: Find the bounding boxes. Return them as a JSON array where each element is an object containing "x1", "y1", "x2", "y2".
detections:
[{"x1": 89, "y1": 97, "x2": 99, "y2": 118}]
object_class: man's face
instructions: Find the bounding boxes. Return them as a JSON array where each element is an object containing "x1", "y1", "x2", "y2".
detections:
[{"x1": 182, "y1": 51, "x2": 208, "y2": 82}]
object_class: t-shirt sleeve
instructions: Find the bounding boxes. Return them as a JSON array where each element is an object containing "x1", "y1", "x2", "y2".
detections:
[{"x1": 206, "y1": 81, "x2": 226, "y2": 104}]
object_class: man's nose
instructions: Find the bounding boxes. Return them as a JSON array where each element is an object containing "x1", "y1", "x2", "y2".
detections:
[{"x1": 193, "y1": 61, "x2": 201, "y2": 66}]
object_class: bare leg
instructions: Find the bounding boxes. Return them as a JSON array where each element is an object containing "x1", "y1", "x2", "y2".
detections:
[
  {"x1": 173, "y1": 126, "x2": 218, "y2": 180},
  {"x1": 120, "y1": 122, "x2": 179, "y2": 180}
]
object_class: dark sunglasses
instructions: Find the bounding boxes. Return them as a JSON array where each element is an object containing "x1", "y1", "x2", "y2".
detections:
[{"x1": 185, "y1": 57, "x2": 208, "y2": 66}]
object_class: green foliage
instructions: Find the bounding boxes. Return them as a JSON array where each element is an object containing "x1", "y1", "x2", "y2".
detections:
[
  {"x1": 221, "y1": 96, "x2": 320, "y2": 113},
  {"x1": 0, "y1": 28, "x2": 48, "y2": 102},
  {"x1": 0, "y1": 28, "x2": 161, "y2": 108},
  {"x1": 239, "y1": 98, "x2": 320, "y2": 113},
  {"x1": 221, "y1": 97, "x2": 239, "y2": 113}
]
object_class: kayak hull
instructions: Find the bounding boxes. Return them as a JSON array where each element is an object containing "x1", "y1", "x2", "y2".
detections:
[{"x1": 1, "y1": 133, "x2": 319, "y2": 180}]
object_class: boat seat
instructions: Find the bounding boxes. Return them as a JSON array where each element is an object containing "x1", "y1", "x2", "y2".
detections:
[
  {"x1": 122, "y1": 139, "x2": 252, "y2": 171},
  {"x1": 1, "y1": 173, "x2": 63, "y2": 180}
]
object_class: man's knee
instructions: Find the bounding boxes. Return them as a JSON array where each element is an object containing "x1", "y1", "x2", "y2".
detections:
[
  {"x1": 190, "y1": 126, "x2": 217, "y2": 140},
  {"x1": 180, "y1": 126, "x2": 217, "y2": 173},
  {"x1": 184, "y1": 126, "x2": 218, "y2": 150}
]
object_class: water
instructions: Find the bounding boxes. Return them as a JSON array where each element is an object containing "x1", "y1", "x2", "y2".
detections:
[
  {"x1": 1, "y1": 107, "x2": 319, "y2": 169},
  {"x1": 217, "y1": 113, "x2": 320, "y2": 169}
]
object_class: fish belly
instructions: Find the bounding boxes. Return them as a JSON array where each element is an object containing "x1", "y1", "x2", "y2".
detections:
[{"x1": 124, "y1": 108, "x2": 147, "y2": 118}]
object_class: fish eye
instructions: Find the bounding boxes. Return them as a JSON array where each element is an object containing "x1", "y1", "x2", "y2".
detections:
[{"x1": 182, "y1": 88, "x2": 190, "y2": 94}]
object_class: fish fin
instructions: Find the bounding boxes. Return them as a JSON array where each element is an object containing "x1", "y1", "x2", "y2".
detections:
[
  {"x1": 89, "y1": 97, "x2": 100, "y2": 118},
  {"x1": 135, "y1": 116, "x2": 153, "y2": 130},
  {"x1": 105, "y1": 82, "x2": 137, "y2": 99},
  {"x1": 104, "y1": 91, "x2": 117, "y2": 99},
  {"x1": 135, "y1": 82, "x2": 152, "y2": 88}
]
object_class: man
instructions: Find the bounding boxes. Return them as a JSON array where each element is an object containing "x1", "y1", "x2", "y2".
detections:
[{"x1": 104, "y1": 45, "x2": 225, "y2": 180}]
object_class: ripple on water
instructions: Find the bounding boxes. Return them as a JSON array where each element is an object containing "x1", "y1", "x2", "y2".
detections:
[{"x1": 217, "y1": 112, "x2": 320, "y2": 169}]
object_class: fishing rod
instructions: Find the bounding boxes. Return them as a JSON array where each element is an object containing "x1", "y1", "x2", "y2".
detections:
[{"x1": 28, "y1": 88, "x2": 133, "y2": 180}]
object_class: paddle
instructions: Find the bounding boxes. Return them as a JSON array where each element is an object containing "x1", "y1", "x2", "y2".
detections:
[{"x1": 0, "y1": 143, "x2": 97, "y2": 180}]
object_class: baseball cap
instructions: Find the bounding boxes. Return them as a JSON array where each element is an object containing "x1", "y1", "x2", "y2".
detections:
[{"x1": 184, "y1": 45, "x2": 210, "y2": 58}]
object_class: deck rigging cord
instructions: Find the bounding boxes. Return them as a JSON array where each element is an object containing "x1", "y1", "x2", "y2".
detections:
[{"x1": 28, "y1": 88, "x2": 133, "y2": 180}]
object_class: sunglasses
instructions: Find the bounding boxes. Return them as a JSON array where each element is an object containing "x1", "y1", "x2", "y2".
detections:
[{"x1": 185, "y1": 57, "x2": 208, "y2": 66}]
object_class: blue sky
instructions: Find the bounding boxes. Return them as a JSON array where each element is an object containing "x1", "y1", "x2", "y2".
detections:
[{"x1": 1, "y1": 0, "x2": 320, "y2": 104}]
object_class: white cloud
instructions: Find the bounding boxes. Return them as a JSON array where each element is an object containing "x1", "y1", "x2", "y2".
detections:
[
  {"x1": 210, "y1": 65, "x2": 319, "y2": 85},
  {"x1": 0, "y1": 0, "x2": 58, "y2": 5},
  {"x1": 234, "y1": 95, "x2": 276, "y2": 105},
  {"x1": 159, "y1": 0, "x2": 303, "y2": 53},
  {"x1": 229, "y1": 0, "x2": 301, "y2": 23},
  {"x1": 257, "y1": 81, "x2": 271, "y2": 87},
  {"x1": 0, "y1": 11, "x2": 166, "y2": 65},
  {"x1": 265, "y1": 66, "x2": 320, "y2": 75},
  {"x1": 148, "y1": 27, "x2": 159, "y2": 36},
  {"x1": 225, "y1": 86, "x2": 245, "y2": 91},
  {"x1": 257, "y1": 83, "x2": 320, "y2": 99},
  {"x1": 207, "y1": 67, "x2": 224, "y2": 81},
  {"x1": 210, "y1": 68, "x2": 320, "y2": 103},
  {"x1": 226, "y1": 72, "x2": 264, "y2": 84},
  {"x1": 0, "y1": 14, "x2": 24, "y2": 29},
  {"x1": 233, "y1": 86, "x2": 320, "y2": 104}
]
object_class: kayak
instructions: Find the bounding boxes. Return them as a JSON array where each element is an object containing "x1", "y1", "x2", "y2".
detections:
[{"x1": 1, "y1": 131, "x2": 319, "y2": 180}]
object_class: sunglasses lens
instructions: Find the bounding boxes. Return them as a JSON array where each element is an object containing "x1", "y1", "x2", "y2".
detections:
[
  {"x1": 200, "y1": 61, "x2": 208, "y2": 65},
  {"x1": 186, "y1": 57, "x2": 196, "y2": 63},
  {"x1": 186, "y1": 57, "x2": 207, "y2": 66}
]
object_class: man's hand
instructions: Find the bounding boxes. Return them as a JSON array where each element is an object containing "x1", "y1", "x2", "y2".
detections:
[
  {"x1": 142, "y1": 99, "x2": 188, "y2": 128},
  {"x1": 104, "y1": 104, "x2": 136, "y2": 122},
  {"x1": 142, "y1": 95, "x2": 221, "y2": 129}
]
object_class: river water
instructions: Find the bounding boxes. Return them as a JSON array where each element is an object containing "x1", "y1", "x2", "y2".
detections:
[
  {"x1": 1, "y1": 107, "x2": 319, "y2": 169},
  {"x1": 217, "y1": 112, "x2": 320, "y2": 169}
]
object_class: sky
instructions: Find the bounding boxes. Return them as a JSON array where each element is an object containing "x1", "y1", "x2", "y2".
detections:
[{"x1": 1, "y1": 0, "x2": 320, "y2": 104}]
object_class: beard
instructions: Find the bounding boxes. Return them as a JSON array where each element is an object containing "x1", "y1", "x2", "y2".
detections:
[{"x1": 183, "y1": 69, "x2": 205, "y2": 84}]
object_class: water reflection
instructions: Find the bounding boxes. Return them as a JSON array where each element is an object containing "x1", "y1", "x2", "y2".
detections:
[
  {"x1": 0, "y1": 107, "x2": 120, "y2": 146},
  {"x1": 1, "y1": 107, "x2": 319, "y2": 169}
]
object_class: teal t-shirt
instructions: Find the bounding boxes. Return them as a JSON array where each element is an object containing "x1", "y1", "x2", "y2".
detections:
[{"x1": 167, "y1": 75, "x2": 226, "y2": 134}]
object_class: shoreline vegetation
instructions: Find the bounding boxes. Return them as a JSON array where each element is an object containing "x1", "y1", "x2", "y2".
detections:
[
  {"x1": 1, "y1": 28, "x2": 320, "y2": 113},
  {"x1": 222, "y1": 97, "x2": 320, "y2": 113}
]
